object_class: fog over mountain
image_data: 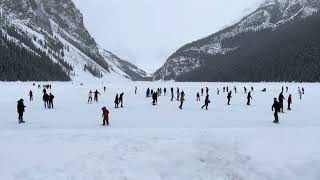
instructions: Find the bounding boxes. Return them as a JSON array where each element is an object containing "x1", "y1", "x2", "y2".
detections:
[{"x1": 73, "y1": 0, "x2": 259, "y2": 72}]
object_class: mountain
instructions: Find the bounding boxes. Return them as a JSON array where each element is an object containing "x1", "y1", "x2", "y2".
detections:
[
  {"x1": 154, "y1": 0, "x2": 320, "y2": 82},
  {"x1": 0, "y1": 0, "x2": 147, "y2": 82}
]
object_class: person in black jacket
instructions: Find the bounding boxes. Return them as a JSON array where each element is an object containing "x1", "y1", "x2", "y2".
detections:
[
  {"x1": 227, "y1": 92, "x2": 232, "y2": 105},
  {"x1": 114, "y1": 94, "x2": 119, "y2": 108},
  {"x1": 171, "y1": 87, "x2": 174, "y2": 101},
  {"x1": 247, "y1": 91, "x2": 252, "y2": 105},
  {"x1": 119, "y1": 93, "x2": 124, "y2": 108},
  {"x1": 29, "y1": 90, "x2": 33, "y2": 101},
  {"x1": 278, "y1": 92, "x2": 285, "y2": 113},
  {"x1": 43, "y1": 93, "x2": 49, "y2": 108},
  {"x1": 196, "y1": 92, "x2": 200, "y2": 101},
  {"x1": 272, "y1": 98, "x2": 281, "y2": 124},
  {"x1": 17, "y1": 99, "x2": 26, "y2": 124},
  {"x1": 48, "y1": 93, "x2": 55, "y2": 109},
  {"x1": 94, "y1": 90, "x2": 100, "y2": 102}
]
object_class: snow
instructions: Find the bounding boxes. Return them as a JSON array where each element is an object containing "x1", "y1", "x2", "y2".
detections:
[{"x1": 0, "y1": 82, "x2": 320, "y2": 180}]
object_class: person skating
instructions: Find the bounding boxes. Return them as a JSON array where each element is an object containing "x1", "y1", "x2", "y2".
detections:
[
  {"x1": 114, "y1": 94, "x2": 119, "y2": 108},
  {"x1": 226, "y1": 86, "x2": 229, "y2": 92},
  {"x1": 244, "y1": 87, "x2": 247, "y2": 94},
  {"x1": 206, "y1": 87, "x2": 209, "y2": 94},
  {"x1": 164, "y1": 88, "x2": 167, "y2": 96},
  {"x1": 217, "y1": 88, "x2": 220, "y2": 95},
  {"x1": 227, "y1": 91, "x2": 232, "y2": 105},
  {"x1": 286, "y1": 86, "x2": 289, "y2": 93},
  {"x1": 176, "y1": 88, "x2": 180, "y2": 101},
  {"x1": 48, "y1": 93, "x2": 55, "y2": 109},
  {"x1": 94, "y1": 90, "x2": 100, "y2": 102},
  {"x1": 251, "y1": 86, "x2": 254, "y2": 92},
  {"x1": 302, "y1": 87, "x2": 305, "y2": 94},
  {"x1": 43, "y1": 93, "x2": 49, "y2": 108},
  {"x1": 152, "y1": 92, "x2": 158, "y2": 105},
  {"x1": 179, "y1": 91, "x2": 185, "y2": 109},
  {"x1": 119, "y1": 93, "x2": 124, "y2": 107},
  {"x1": 135, "y1": 86, "x2": 137, "y2": 94},
  {"x1": 272, "y1": 98, "x2": 281, "y2": 124},
  {"x1": 234, "y1": 86, "x2": 237, "y2": 93},
  {"x1": 287, "y1": 94, "x2": 292, "y2": 110},
  {"x1": 88, "y1": 91, "x2": 93, "y2": 104},
  {"x1": 103, "y1": 86, "x2": 106, "y2": 93},
  {"x1": 201, "y1": 94, "x2": 210, "y2": 110},
  {"x1": 171, "y1": 87, "x2": 174, "y2": 101},
  {"x1": 17, "y1": 99, "x2": 26, "y2": 124},
  {"x1": 278, "y1": 92, "x2": 285, "y2": 113},
  {"x1": 201, "y1": 88, "x2": 204, "y2": 96},
  {"x1": 29, "y1": 90, "x2": 33, "y2": 101},
  {"x1": 146, "y1": 88, "x2": 150, "y2": 97},
  {"x1": 299, "y1": 90, "x2": 302, "y2": 100},
  {"x1": 223, "y1": 87, "x2": 225, "y2": 93},
  {"x1": 247, "y1": 91, "x2": 252, "y2": 105},
  {"x1": 196, "y1": 92, "x2": 200, "y2": 101},
  {"x1": 101, "y1": 106, "x2": 110, "y2": 126}
]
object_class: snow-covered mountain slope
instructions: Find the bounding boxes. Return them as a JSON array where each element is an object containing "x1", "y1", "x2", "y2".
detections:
[
  {"x1": 153, "y1": 0, "x2": 320, "y2": 81},
  {"x1": 0, "y1": 0, "x2": 147, "y2": 82}
]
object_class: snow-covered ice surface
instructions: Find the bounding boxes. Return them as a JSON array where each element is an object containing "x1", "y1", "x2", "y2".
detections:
[{"x1": 1, "y1": 82, "x2": 320, "y2": 180}]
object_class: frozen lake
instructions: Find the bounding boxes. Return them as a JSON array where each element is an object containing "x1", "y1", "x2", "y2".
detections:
[{"x1": 0, "y1": 82, "x2": 319, "y2": 180}]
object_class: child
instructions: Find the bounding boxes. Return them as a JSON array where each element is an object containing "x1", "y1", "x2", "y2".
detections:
[{"x1": 102, "y1": 107, "x2": 110, "y2": 126}]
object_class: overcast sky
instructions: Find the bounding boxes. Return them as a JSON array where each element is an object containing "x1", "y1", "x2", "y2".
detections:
[{"x1": 73, "y1": 0, "x2": 260, "y2": 73}]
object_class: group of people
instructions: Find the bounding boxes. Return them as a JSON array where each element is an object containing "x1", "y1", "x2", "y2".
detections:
[
  {"x1": 88, "y1": 90, "x2": 101, "y2": 103},
  {"x1": 17, "y1": 85, "x2": 55, "y2": 123},
  {"x1": 114, "y1": 93, "x2": 124, "y2": 108},
  {"x1": 17, "y1": 83, "x2": 305, "y2": 126},
  {"x1": 43, "y1": 88, "x2": 55, "y2": 109},
  {"x1": 271, "y1": 88, "x2": 297, "y2": 124}
]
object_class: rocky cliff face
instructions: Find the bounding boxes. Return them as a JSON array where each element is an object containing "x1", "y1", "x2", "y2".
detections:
[
  {"x1": 154, "y1": 0, "x2": 320, "y2": 82},
  {"x1": 0, "y1": 0, "x2": 147, "y2": 81}
]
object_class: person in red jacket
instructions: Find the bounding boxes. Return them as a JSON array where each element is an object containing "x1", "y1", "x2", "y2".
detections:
[
  {"x1": 287, "y1": 94, "x2": 292, "y2": 110},
  {"x1": 101, "y1": 107, "x2": 110, "y2": 126}
]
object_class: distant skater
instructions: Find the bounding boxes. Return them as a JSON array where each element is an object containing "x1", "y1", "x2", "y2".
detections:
[
  {"x1": 171, "y1": 87, "x2": 174, "y2": 101},
  {"x1": 227, "y1": 91, "x2": 232, "y2": 105},
  {"x1": 135, "y1": 86, "x2": 137, "y2": 94},
  {"x1": 201, "y1": 94, "x2": 210, "y2": 110},
  {"x1": 272, "y1": 98, "x2": 281, "y2": 124},
  {"x1": 29, "y1": 90, "x2": 33, "y2": 101},
  {"x1": 164, "y1": 88, "x2": 167, "y2": 96},
  {"x1": 179, "y1": 91, "x2": 185, "y2": 109},
  {"x1": 17, "y1": 99, "x2": 26, "y2": 124},
  {"x1": 278, "y1": 92, "x2": 285, "y2": 113},
  {"x1": 201, "y1": 88, "x2": 204, "y2": 96},
  {"x1": 104, "y1": 86, "x2": 106, "y2": 93},
  {"x1": 94, "y1": 90, "x2": 100, "y2": 102},
  {"x1": 217, "y1": 88, "x2": 220, "y2": 95},
  {"x1": 101, "y1": 106, "x2": 110, "y2": 126},
  {"x1": 196, "y1": 92, "x2": 200, "y2": 101},
  {"x1": 287, "y1": 94, "x2": 292, "y2": 110},
  {"x1": 114, "y1": 94, "x2": 119, "y2": 108},
  {"x1": 88, "y1": 91, "x2": 93, "y2": 104},
  {"x1": 48, "y1": 93, "x2": 55, "y2": 109},
  {"x1": 43, "y1": 93, "x2": 49, "y2": 108},
  {"x1": 177, "y1": 88, "x2": 180, "y2": 101},
  {"x1": 206, "y1": 87, "x2": 209, "y2": 94},
  {"x1": 247, "y1": 91, "x2": 252, "y2": 105},
  {"x1": 119, "y1": 93, "x2": 124, "y2": 107},
  {"x1": 244, "y1": 87, "x2": 247, "y2": 94}
]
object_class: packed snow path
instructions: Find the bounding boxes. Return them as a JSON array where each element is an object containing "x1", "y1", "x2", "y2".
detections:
[{"x1": 0, "y1": 82, "x2": 319, "y2": 180}]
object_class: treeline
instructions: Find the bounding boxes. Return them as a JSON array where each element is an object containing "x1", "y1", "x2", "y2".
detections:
[
  {"x1": 0, "y1": 28, "x2": 70, "y2": 81},
  {"x1": 84, "y1": 64, "x2": 103, "y2": 78},
  {"x1": 175, "y1": 12, "x2": 320, "y2": 82}
]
